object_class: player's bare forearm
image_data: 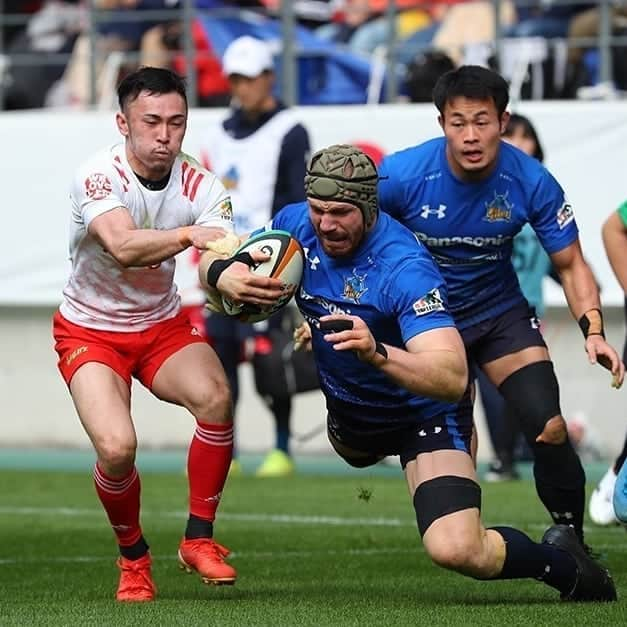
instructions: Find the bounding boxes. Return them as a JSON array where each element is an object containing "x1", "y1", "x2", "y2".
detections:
[
  {"x1": 376, "y1": 345, "x2": 468, "y2": 402},
  {"x1": 321, "y1": 317, "x2": 467, "y2": 402},
  {"x1": 550, "y1": 242, "x2": 601, "y2": 320},
  {"x1": 89, "y1": 208, "x2": 227, "y2": 267}
]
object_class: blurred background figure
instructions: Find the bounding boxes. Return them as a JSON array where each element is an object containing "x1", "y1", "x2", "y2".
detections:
[
  {"x1": 588, "y1": 201, "x2": 627, "y2": 526},
  {"x1": 201, "y1": 36, "x2": 311, "y2": 477},
  {"x1": 479, "y1": 113, "x2": 554, "y2": 481},
  {"x1": 2, "y1": 0, "x2": 82, "y2": 110}
]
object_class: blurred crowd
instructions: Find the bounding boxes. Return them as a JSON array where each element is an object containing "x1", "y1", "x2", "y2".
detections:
[{"x1": 2, "y1": 0, "x2": 626, "y2": 109}]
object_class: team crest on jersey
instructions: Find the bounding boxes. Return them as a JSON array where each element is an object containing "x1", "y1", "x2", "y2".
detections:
[
  {"x1": 342, "y1": 268, "x2": 368, "y2": 303},
  {"x1": 556, "y1": 201, "x2": 574, "y2": 230},
  {"x1": 483, "y1": 191, "x2": 512, "y2": 222},
  {"x1": 85, "y1": 173, "x2": 112, "y2": 200},
  {"x1": 413, "y1": 288, "x2": 445, "y2": 316}
]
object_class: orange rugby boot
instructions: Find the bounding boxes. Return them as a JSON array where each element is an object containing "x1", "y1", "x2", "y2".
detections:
[
  {"x1": 178, "y1": 538, "x2": 237, "y2": 585},
  {"x1": 115, "y1": 553, "x2": 156, "y2": 602}
]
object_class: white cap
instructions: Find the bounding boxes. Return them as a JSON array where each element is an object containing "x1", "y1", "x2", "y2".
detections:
[{"x1": 222, "y1": 36, "x2": 274, "y2": 78}]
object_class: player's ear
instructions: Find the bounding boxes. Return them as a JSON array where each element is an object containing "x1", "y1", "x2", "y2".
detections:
[
  {"x1": 500, "y1": 110, "x2": 510, "y2": 134},
  {"x1": 116, "y1": 111, "x2": 129, "y2": 137},
  {"x1": 438, "y1": 114, "x2": 444, "y2": 131}
]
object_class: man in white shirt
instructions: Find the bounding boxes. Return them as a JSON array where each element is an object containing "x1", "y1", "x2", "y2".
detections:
[{"x1": 53, "y1": 66, "x2": 283, "y2": 602}]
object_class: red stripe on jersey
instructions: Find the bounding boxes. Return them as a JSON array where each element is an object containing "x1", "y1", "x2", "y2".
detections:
[
  {"x1": 183, "y1": 167, "x2": 196, "y2": 198},
  {"x1": 189, "y1": 172, "x2": 204, "y2": 202},
  {"x1": 113, "y1": 155, "x2": 130, "y2": 191},
  {"x1": 181, "y1": 161, "x2": 189, "y2": 189}
]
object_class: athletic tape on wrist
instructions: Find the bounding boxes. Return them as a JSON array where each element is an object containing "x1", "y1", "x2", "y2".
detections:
[
  {"x1": 206, "y1": 252, "x2": 255, "y2": 288},
  {"x1": 578, "y1": 308, "x2": 605, "y2": 339},
  {"x1": 374, "y1": 342, "x2": 388, "y2": 359}
]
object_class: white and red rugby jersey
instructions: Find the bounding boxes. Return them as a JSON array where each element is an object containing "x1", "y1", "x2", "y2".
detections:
[{"x1": 60, "y1": 143, "x2": 234, "y2": 331}]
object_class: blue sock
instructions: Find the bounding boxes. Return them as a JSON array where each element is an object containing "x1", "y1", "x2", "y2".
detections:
[{"x1": 489, "y1": 526, "x2": 577, "y2": 593}]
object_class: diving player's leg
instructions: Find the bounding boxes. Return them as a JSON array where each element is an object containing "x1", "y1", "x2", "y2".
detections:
[{"x1": 405, "y1": 411, "x2": 616, "y2": 601}]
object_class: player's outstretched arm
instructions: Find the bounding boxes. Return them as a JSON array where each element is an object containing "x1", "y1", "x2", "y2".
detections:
[
  {"x1": 551, "y1": 240, "x2": 625, "y2": 387},
  {"x1": 320, "y1": 314, "x2": 468, "y2": 402},
  {"x1": 89, "y1": 206, "x2": 227, "y2": 267}
]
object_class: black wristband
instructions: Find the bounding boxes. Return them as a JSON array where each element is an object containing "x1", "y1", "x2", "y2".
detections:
[
  {"x1": 206, "y1": 252, "x2": 255, "y2": 288},
  {"x1": 578, "y1": 308, "x2": 605, "y2": 339},
  {"x1": 374, "y1": 341, "x2": 388, "y2": 359}
]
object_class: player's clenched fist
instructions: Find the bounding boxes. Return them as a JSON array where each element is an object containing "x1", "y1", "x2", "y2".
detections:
[{"x1": 320, "y1": 315, "x2": 380, "y2": 363}]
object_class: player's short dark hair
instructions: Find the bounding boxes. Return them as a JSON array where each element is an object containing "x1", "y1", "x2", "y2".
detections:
[
  {"x1": 504, "y1": 113, "x2": 545, "y2": 163},
  {"x1": 433, "y1": 65, "x2": 509, "y2": 117},
  {"x1": 117, "y1": 66, "x2": 187, "y2": 111}
]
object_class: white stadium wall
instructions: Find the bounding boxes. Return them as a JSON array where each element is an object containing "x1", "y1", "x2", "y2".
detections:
[{"x1": 0, "y1": 102, "x2": 626, "y2": 459}]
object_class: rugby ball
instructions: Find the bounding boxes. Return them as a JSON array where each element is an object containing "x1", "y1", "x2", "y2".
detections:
[{"x1": 222, "y1": 230, "x2": 304, "y2": 323}]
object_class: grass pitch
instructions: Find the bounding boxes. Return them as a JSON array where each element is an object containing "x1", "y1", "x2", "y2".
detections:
[{"x1": 0, "y1": 458, "x2": 625, "y2": 626}]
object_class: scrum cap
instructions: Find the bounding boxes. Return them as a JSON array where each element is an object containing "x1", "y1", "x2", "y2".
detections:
[{"x1": 304, "y1": 144, "x2": 379, "y2": 229}]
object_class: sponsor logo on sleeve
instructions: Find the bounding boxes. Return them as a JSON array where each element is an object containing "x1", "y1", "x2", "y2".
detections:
[
  {"x1": 412, "y1": 288, "x2": 445, "y2": 316},
  {"x1": 556, "y1": 201, "x2": 574, "y2": 230},
  {"x1": 219, "y1": 198, "x2": 233, "y2": 220},
  {"x1": 84, "y1": 173, "x2": 112, "y2": 200}
]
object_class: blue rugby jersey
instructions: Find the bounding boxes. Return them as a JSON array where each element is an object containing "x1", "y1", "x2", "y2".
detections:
[
  {"x1": 378, "y1": 137, "x2": 578, "y2": 329},
  {"x1": 264, "y1": 204, "x2": 459, "y2": 421}
]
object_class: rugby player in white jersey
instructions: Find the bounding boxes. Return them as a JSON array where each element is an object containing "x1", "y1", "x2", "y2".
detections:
[{"x1": 52, "y1": 67, "x2": 283, "y2": 602}]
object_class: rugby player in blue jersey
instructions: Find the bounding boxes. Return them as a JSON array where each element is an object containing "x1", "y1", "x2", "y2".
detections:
[
  {"x1": 377, "y1": 65, "x2": 625, "y2": 551},
  {"x1": 204, "y1": 144, "x2": 616, "y2": 601}
]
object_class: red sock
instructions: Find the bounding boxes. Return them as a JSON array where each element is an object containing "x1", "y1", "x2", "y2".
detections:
[
  {"x1": 93, "y1": 463, "x2": 142, "y2": 547},
  {"x1": 188, "y1": 421, "x2": 233, "y2": 521}
]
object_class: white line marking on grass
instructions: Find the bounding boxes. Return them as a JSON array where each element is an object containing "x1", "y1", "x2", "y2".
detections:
[
  {"x1": 0, "y1": 547, "x2": 411, "y2": 566},
  {"x1": 1, "y1": 544, "x2": 625, "y2": 567},
  {"x1": 0, "y1": 506, "x2": 410, "y2": 527}
]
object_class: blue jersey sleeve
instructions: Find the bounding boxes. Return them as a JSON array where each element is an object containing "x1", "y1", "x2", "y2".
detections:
[
  {"x1": 384, "y1": 257, "x2": 456, "y2": 344},
  {"x1": 377, "y1": 155, "x2": 405, "y2": 220},
  {"x1": 528, "y1": 169, "x2": 579, "y2": 255}
]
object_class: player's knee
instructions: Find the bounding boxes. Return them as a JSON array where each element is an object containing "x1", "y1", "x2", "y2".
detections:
[
  {"x1": 193, "y1": 382, "x2": 233, "y2": 425},
  {"x1": 97, "y1": 437, "x2": 137, "y2": 474},
  {"x1": 498, "y1": 361, "x2": 562, "y2": 442},
  {"x1": 424, "y1": 529, "x2": 485, "y2": 574},
  {"x1": 536, "y1": 415, "x2": 568, "y2": 444}
]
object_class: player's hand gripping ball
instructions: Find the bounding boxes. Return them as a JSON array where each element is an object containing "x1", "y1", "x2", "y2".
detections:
[{"x1": 222, "y1": 230, "x2": 304, "y2": 323}]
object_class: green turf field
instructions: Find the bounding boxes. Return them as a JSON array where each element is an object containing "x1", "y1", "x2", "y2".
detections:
[{"x1": 0, "y1": 456, "x2": 625, "y2": 626}]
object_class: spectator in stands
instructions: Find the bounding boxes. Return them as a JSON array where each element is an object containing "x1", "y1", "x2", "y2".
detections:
[
  {"x1": 394, "y1": 1, "x2": 517, "y2": 67},
  {"x1": 61, "y1": 0, "x2": 180, "y2": 107},
  {"x1": 563, "y1": 3, "x2": 627, "y2": 96},
  {"x1": 202, "y1": 36, "x2": 311, "y2": 477},
  {"x1": 508, "y1": 1, "x2": 594, "y2": 40},
  {"x1": 3, "y1": 0, "x2": 82, "y2": 109}
]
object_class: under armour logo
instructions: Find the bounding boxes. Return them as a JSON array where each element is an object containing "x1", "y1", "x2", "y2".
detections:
[
  {"x1": 420, "y1": 204, "x2": 447, "y2": 219},
  {"x1": 303, "y1": 247, "x2": 320, "y2": 270}
]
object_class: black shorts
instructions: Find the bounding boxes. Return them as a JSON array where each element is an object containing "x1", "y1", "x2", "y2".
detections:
[
  {"x1": 461, "y1": 302, "x2": 546, "y2": 367},
  {"x1": 326, "y1": 391, "x2": 473, "y2": 469}
]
